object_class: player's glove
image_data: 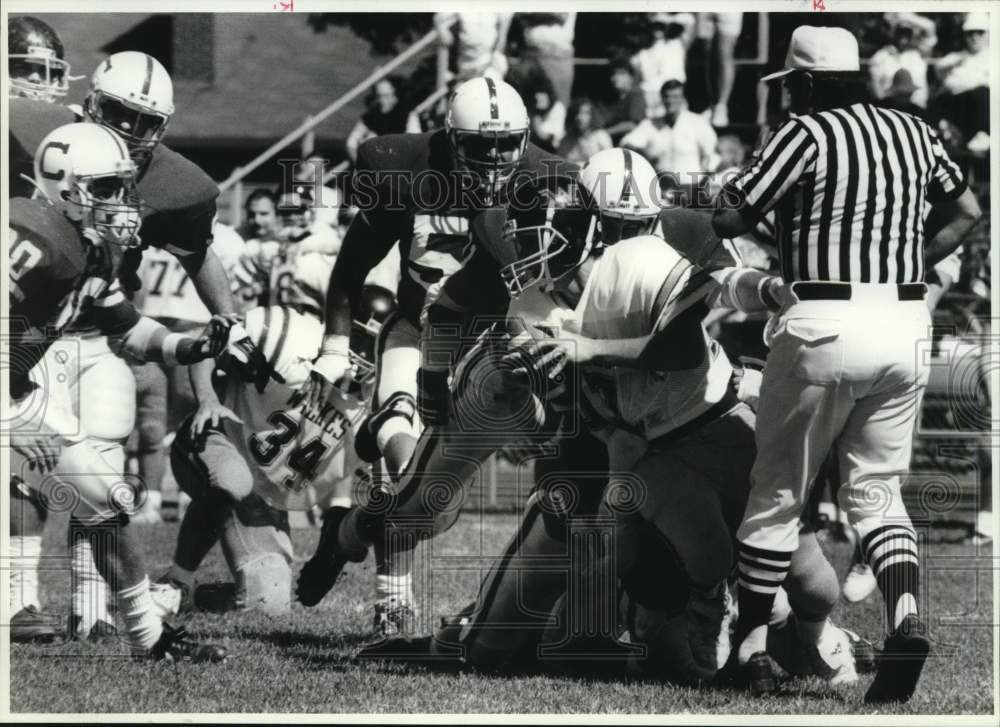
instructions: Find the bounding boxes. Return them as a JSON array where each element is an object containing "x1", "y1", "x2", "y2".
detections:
[
  {"x1": 301, "y1": 335, "x2": 354, "y2": 412},
  {"x1": 175, "y1": 314, "x2": 236, "y2": 364},
  {"x1": 226, "y1": 320, "x2": 285, "y2": 393},
  {"x1": 417, "y1": 367, "x2": 451, "y2": 427}
]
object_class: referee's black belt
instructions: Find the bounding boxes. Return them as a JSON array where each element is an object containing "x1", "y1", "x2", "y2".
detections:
[{"x1": 791, "y1": 282, "x2": 926, "y2": 302}]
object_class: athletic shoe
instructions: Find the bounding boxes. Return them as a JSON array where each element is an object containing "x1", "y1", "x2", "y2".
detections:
[
  {"x1": 805, "y1": 621, "x2": 858, "y2": 686},
  {"x1": 972, "y1": 510, "x2": 994, "y2": 544},
  {"x1": 295, "y1": 506, "x2": 366, "y2": 607},
  {"x1": 842, "y1": 627, "x2": 880, "y2": 673},
  {"x1": 146, "y1": 623, "x2": 228, "y2": 664},
  {"x1": 863, "y1": 614, "x2": 930, "y2": 705},
  {"x1": 739, "y1": 651, "x2": 780, "y2": 695},
  {"x1": 842, "y1": 563, "x2": 877, "y2": 603},
  {"x1": 373, "y1": 597, "x2": 416, "y2": 637},
  {"x1": 10, "y1": 606, "x2": 61, "y2": 643}
]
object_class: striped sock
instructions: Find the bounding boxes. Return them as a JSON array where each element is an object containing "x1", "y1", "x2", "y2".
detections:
[
  {"x1": 863, "y1": 525, "x2": 919, "y2": 631},
  {"x1": 736, "y1": 543, "x2": 792, "y2": 664}
]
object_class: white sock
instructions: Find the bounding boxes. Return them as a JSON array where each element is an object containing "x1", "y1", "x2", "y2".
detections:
[
  {"x1": 10, "y1": 535, "x2": 42, "y2": 612},
  {"x1": 117, "y1": 576, "x2": 163, "y2": 654},
  {"x1": 71, "y1": 539, "x2": 110, "y2": 634},
  {"x1": 144, "y1": 490, "x2": 163, "y2": 512},
  {"x1": 737, "y1": 624, "x2": 769, "y2": 665},
  {"x1": 375, "y1": 573, "x2": 412, "y2": 603},
  {"x1": 893, "y1": 594, "x2": 918, "y2": 630}
]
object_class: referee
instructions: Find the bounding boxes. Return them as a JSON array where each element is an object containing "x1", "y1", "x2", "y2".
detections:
[{"x1": 712, "y1": 26, "x2": 981, "y2": 703}]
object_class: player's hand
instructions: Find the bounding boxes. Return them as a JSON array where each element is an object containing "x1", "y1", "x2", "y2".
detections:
[
  {"x1": 304, "y1": 335, "x2": 353, "y2": 409},
  {"x1": 190, "y1": 399, "x2": 243, "y2": 437},
  {"x1": 417, "y1": 367, "x2": 450, "y2": 427},
  {"x1": 226, "y1": 320, "x2": 286, "y2": 393},
  {"x1": 182, "y1": 314, "x2": 239, "y2": 362},
  {"x1": 301, "y1": 366, "x2": 353, "y2": 415},
  {"x1": 504, "y1": 325, "x2": 594, "y2": 380},
  {"x1": 11, "y1": 432, "x2": 62, "y2": 474}
]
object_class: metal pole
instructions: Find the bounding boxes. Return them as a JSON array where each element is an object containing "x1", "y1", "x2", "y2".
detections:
[
  {"x1": 231, "y1": 178, "x2": 244, "y2": 228},
  {"x1": 302, "y1": 117, "x2": 316, "y2": 160}
]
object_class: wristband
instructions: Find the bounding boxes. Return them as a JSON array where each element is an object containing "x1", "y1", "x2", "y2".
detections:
[{"x1": 162, "y1": 333, "x2": 185, "y2": 366}]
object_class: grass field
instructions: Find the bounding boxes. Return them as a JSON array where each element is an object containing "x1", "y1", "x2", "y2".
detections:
[{"x1": 8, "y1": 511, "x2": 995, "y2": 716}]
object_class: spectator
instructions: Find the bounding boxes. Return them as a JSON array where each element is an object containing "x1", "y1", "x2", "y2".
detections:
[
  {"x1": 345, "y1": 77, "x2": 421, "y2": 162},
  {"x1": 600, "y1": 58, "x2": 647, "y2": 145},
  {"x1": 868, "y1": 17, "x2": 930, "y2": 109},
  {"x1": 517, "y1": 12, "x2": 576, "y2": 108},
  {"x1": 878, "y1": 69, "x2": 926, "y2": 118},
  {"x1": 695, "y1": 12, "x2": 744, "y2": 127},
  {"x1": 295, "y1": 154, "x2": 344, "y2": 231},
  {"x1": 621, "y1": 80, "x2": 718, "y2": 190},
  {"x1": 932, "y1": 12, "x2": 990, "y2": 151},
  {"x1": 632, "y1": 12, "x2": 695, "y2": 118},
  {"x1": 435, "y1": 12, "x2": 512, "y2": 81},
  {"x1": 240, "y1": 188, "x2": 279, "y2": 242},
  {"x1": 525, "y1": 72, "x2": 566, "y2": 152},
  {"x1": 556, "y1": 98, "x2": 612, "y2": 163}
]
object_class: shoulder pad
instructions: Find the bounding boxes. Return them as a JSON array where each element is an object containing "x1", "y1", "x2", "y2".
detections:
[
  {"x1": 9, "y1": 197, "x2": 86, "y2": 266},
  {"x1": 139, "y1": 144, "x2": 220, "y2": 212},
  {"x1": 656, "y1": 208, "x2": 735, "y2": 271},
  {"x1": 356, "y1": 131, "x2": 435, "y2": 174},
  {"x1": 521, "y1": 143, "x2": 578, "y2": 179}
]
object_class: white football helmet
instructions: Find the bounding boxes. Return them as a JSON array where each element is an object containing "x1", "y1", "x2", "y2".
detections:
[
  {"x1": 242, "y1": 306, "x2": 323, "y2": 389},
  {"x1": 33, "y1": 123, "x2": 142, "y2": 247},
  {"x1": 446, "y1": 76, "x2": 529, "y2": 205},
  {"x1": 84, "y1": 51, "x2": 174, "y2": 162},
  {"x1": 578, "y1": 148, "x2": 663, "y2": 245}
]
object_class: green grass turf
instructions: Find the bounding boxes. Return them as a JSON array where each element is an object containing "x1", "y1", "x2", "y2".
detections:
[{"x1": 8, "y1": 512, "x2": 995, "y2": 716}]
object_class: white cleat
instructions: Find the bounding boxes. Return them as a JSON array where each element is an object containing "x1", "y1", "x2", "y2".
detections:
[
  {"x1": 806, "y1": 621, "x2": 859, "y2": 686},
  {"x1": 842, "y1": 563, "x2": 877, "y2": 603}
]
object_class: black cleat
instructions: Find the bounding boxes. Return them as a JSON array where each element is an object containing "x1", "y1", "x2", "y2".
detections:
[
  {"x1": 295, "y1": 506, "x2": 366, "y2": 607},
  {"x1": 88, "y1": 619, "x2": 118, "y2": 643},
  {"x1": 11, "y1": 606, "x2": 61, "y2": 643},
  {"x1": 741, "y1": 651, "x2": 780, "y2": 695},
  {"x1": 147, "y1": 623, "x2": 228, "y2": 664},
  {"x1": 864, "y1": 615, "x2": 930, "y2": 705},
  {"x1": 356, "y1": 634, "x2": 434, "y2": 662}
]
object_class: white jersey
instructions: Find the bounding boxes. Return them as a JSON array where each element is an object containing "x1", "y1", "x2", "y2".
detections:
[
  {"x1": 509, "y1": 235, "x2": 732, "y2": 443},
  {"x1": 221, "y1": 306, "x2": 367, "y2": 510},
  {"x1": 233, "y1": 233, "x2": 339, "y2": 318},
  {"x1": 134, "y1": 223, "x2": 245, "y2": 325}
]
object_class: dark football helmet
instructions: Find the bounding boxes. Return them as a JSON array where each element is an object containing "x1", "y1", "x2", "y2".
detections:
[
  {"x1": 350, "y1": 284, "x2": 397, "y2": 385},
  {"x1": 495, "y1": 174, "x2": 595, "y2": 298},
  {"x1": 8, "y1": 16, "x2": 72, "y2": 103}
]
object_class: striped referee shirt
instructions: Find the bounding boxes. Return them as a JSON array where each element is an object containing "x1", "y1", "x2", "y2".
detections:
[{"x1": 726, "y1": 103, "x2": 967, "y2": 284}]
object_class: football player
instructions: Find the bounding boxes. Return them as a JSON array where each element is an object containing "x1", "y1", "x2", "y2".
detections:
[
  {"x1": 8, "y1": 16, "x2": 76, "y2": 103},
  {"x1": 356, "y1": 171, "x2": 860, "y2": 686},
  {"x1": 8, "y1": 50, "x2": 264, "y2": 639},
  {"x1": 298, "y1": 76, "x2": 572, "y2": 621},
  {"x1": 150, "y1": 304, "x2": 372, "y2": 617},
  {"x1": 9, "y1": 123, "x2": 230, "y2": 661}
]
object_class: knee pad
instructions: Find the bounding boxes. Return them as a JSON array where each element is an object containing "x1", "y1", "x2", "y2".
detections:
[
  {"x1": 235, "y1": 553, "x2": 292, "y2": 616},
  {"x1": 368, "y1": 392, "x2": 418, "y2": 454}
]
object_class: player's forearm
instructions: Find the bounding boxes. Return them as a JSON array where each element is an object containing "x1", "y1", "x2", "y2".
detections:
[
  {"x1": 712, "y1": 267, "x2": 781, "y2": 314},
  {"x1": 324, "y1": 212, "x2": 392, "y2": 338},
  {"x1": 184, "y1": 247, "x2": 236, "y2": 315},
  {"x1": 188, "y1": 357, "x2": 220, "y2": 406},
  {"x1": 109, "y1": 316, "x2": 202, "y2": 365}
]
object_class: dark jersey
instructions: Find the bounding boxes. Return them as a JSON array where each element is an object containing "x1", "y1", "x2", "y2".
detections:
[
  {"x1": 9, "y1": 97, "x2": 219, "y2": 260},
  {"x1": 8, "y1": 198, "x2": 141, "y2": 393},
  {"x1": 350, "y1": 129, "x2": 573, "y2": 325}
]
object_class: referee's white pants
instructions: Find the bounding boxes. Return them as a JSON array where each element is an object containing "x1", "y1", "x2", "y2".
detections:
[{"x1": 737, "y1": 288, "x2": 931, "y2": 554}]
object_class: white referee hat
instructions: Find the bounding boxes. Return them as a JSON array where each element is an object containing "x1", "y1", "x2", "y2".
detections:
[{"x1": 761, "y1": 26, "x2": 860, "y2": 82}]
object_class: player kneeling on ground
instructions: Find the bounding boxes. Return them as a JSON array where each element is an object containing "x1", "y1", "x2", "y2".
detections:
[{"x1": 153, "y1": 304, "x2": 373, "y2": 617}]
